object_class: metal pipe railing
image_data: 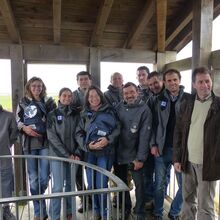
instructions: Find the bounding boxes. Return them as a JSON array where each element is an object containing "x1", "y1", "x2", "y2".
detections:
[{"x1": 0, "y1": 155, "x2": 129, "y2": 220}]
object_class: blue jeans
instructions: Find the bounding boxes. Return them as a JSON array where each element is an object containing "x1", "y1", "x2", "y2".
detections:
[
  {"x1": 86, "y1": 153, "x2": 113, "y2": 218},
  {"x1": 49, "y1": 160, "x2": 76, "y2": 219},
  {"x1": 154, "y1": 147, "x2": 183, "y2": 217},
  {"x1": 24, "y1": 148, "x2": 50, "y2": 218}
]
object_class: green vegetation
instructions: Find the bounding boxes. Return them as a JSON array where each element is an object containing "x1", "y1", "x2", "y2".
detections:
[{"x1": 0, "y1": 95, "x2": 12, "y2": 111}]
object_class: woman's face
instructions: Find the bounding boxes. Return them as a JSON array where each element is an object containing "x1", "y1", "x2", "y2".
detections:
[
  {"x1": 88, "y1": 89, "x2": 101, "y2": 109},
  {"x1": 59, "y1": 90, "x2": 72, "y2": 105},
  {"x1": 30, "y1": 80, "x2": 43, "y2": 98}
]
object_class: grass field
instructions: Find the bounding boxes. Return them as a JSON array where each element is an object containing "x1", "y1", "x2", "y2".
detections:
[{"x1": 0, "y1": 95, "x2": 12, "y2": 111}]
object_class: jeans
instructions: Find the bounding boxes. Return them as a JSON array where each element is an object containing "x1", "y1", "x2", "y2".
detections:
[
  {"x1": 86, "y1": 153, "x2": 113, "y2": 218},
  {"x1": 154, "y1": 147, "x2": 183, "y2": 217},
  {"x1": 49, "y1": 160, "x2": 76, "y2": 219},
  {"x1": 24, "y1": 148, "x2": 50, "y2": 218}
]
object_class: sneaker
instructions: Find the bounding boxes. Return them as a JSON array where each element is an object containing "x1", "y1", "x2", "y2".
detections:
[
  {"x1": 3, "y1": 206, "x2": 16, "y2": 220},
  {"x1": 168, "y1": 212, "x2": 180, "y2": 220}
]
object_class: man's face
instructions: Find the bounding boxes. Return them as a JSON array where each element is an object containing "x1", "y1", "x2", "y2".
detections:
[
  {"x1": 136, "y1": 70, "x2": 148, "y2": 86},
  {"x1": 193, "y1": 73, "x2": 212, "y2": 100},
  {"x1": 148, "y1": 76, "x2": 163, "y2": 94},
  {"x1": 111, "y1": 73, "x2": 123, "y2": 88},
  {"x1": 164, "y1": 72, "x2": 180, "y2": 94},
  {"x1": 77, "y1": 75, "x2": 91, "y2": 90},
  {"x1": 123, "y1": 85, "x2": 139, "y2": 104}
]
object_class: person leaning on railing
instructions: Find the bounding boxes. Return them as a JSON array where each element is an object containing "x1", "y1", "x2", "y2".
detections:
[
  {"x1": 0, "y1": 104, "x2": 18, "y2": 220},
  {"x1": 16, "y1": 77, "x2": 56, "y2": 220},
  {"x1": 47, "y1": 87, "x2": 82, "y2": 220}
]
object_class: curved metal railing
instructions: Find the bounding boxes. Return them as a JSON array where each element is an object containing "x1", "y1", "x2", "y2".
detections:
[{"x1": 0, "y1": 155, "x2": 129, "y2": 220}]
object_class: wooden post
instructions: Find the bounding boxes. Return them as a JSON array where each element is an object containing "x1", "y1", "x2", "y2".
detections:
[
  {"x1": 89, "y1": 47, "x2": 101, "y2": 87},
  {"x1": 192, "y1": 0, "x2": 213, "y2": 69},
  {"x1": 10, "y1": 44, "x2": 26, "y2": 199}
]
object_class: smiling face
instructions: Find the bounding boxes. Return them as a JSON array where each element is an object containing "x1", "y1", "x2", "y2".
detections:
[
  {"x1": 193, "y1": 73, "x2": 212, "y2": 100},
  {"x1": 164, "y1": 72, "x2": 181, "y2": 96},
  {"x1": 123, "y1": 85, "x2": 139, "y2": 104},
  {"x1": 30, "y1": 80, "x2": 43, "y2": 100},
  {"x1": 148, "y1": 76, "x2": 163, "y2": 94},
  {"x1": 88, "y1": 89, "x2": 101, "y2": 110},
  {"x1": 59, "y1": 90, "x2": 72, "y2": 106}
]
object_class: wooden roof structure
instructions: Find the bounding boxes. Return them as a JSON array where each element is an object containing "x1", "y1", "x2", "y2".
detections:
[{"x1": 0, "y1": 0, "x2": 220, "y2": 53}]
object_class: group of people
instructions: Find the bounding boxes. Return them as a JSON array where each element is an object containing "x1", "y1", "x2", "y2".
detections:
[{"x1": 0, "y1": 66, "x2": 220, "y2": 220}]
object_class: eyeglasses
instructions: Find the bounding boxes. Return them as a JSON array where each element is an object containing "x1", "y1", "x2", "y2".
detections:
[{"x1": 31, "y1": 85, "x2": 42, "y2": 88}]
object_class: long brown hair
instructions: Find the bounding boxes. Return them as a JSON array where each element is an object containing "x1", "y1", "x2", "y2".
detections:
[{"x1": 25, "y1": 77, "x2": 47, "y2": 99}]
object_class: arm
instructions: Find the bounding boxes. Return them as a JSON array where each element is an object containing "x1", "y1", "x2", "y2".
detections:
[
  {"x1": 136, "y1": 106, "x2": 153, "y2": 163},
  {"x1": 9, "y1": 113, "x2": 19, "y2": 146}
]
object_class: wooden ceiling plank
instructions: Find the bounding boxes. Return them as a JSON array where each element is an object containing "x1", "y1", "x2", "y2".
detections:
[
  {"x1": 0, "y1": 0, "x2": 20, "y2": 43},
  {"x1": 156, "y1": 0, "x2": 167, "y2": 52},
  {"x1": 165, "y1": 1, "x2": 193, "y2": 48},
  {"x1": 90, "y1": 0, "x2": 114, "y2": 47},
  {"x1": 123, "y1": 0, "x2": 155, "y2": 49},
  {"x1": 53, "y1": 0, "x2": 61, "y2": 44}
]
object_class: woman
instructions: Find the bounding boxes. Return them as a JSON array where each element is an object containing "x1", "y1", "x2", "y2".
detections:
[
  {"x1": 76, "y1": 85, "x2": 120, "y2": 220},
  {"x1": 16, "y1": 77, "x2": 56, "y2": 220},
  {"x1": 47, "y1": 87, "x2": 81, "y2": 220}
]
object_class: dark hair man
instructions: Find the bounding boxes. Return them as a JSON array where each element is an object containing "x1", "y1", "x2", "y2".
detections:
[
  {"x1": 72, "y1": 71, "x2": 92, "y2": 213},
  {"x1": 136, "y1": 66, "x2": 151, "y2": 102},
  {"x1": 173, "y1": 67, "x2": 220, "y2": 220},
  {"x1": 115, "y1": 82, "x2": 152, "y2": 220},
  {"x1": 151, "y1": 69, "x2": 191, "y2": 220},
  {"x1": 73, "y1": 71, "x2": 92, "y2": 111}
]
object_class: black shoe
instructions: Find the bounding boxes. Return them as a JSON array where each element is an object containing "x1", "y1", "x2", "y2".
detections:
[
  {"x1": 168, "y1": 212, "x2": 180, "y2": 220},
  {"x1": 154, "y1": 216, "x2": 162, "y2": 220}
]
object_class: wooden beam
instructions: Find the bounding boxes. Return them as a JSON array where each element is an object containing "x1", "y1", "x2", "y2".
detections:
[
  {"x1": 89, "y1": 48, "x2": 100, "y2": 87},
  {"x1": 165, "y1": 1, "x2": 193, "y2": 48},
  {"x1": 165, "y1": 57, "x2": 192, "y2": 72},
  {"x1": 90, "y1": 0, "x2": 114, "y2": 47},
  {"x1": 101, "y1": 48, "x2": 156, "y2": 63},
  {"x1": 167, "y1": 0, "x2": 220, "y2": 51},
  {"x1": 53, "y1": 0, "x2": 61, "y2": 44},
  {"x1": 192, "y1": 0, "x2": 213, "y2": 69},
  {"x1": 156, "y1": 0, "x2": 167, "y2": 52},
  {"x1": 123, "y1": 0, "x2": 155, "y2": 49},
  {"x1": 0, "y1": 0, "x2": 20, "y2": 43}
]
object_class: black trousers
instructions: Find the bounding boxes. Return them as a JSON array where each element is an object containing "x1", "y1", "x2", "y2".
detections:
[{"x1": 114, "y1": 163, "x2": 145, "y2": 216}]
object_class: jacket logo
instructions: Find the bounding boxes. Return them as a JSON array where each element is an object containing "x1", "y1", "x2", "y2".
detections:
[
  {"x1": 24, "y1": 105, "x2": 37, "y2": 118},
  {"x1": 160, "y1": 101, "x2": 167, "y2": 110}
]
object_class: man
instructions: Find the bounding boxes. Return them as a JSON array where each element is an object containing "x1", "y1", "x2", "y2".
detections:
[
  {"x1": 143, "y1": 71, "x2": 165, "y2": 210},
  {"x1": 151, "y1": 69, "x2": 190, "y2": 220},
  {"x1": 73, "y1": 71, "x2": 92, "y2": 111},
  {"x1": 173, "y1": 67, "x2": 220, "y2": 220},
  {"x1": 72, "y1": 70, "x2": 92, "y2": 213},
  {"x1": 0, "y1": 104, "x2": 18, "y2": 220},
  {"x1": 115, "y1": 82, "x2": 152, "y2": 220},
  {"x1": 136, "y1": 66, "x2": 151, "y2": 102},
  {"x1": 104, "y1": 72, "x2": 123, "y2": 106}
]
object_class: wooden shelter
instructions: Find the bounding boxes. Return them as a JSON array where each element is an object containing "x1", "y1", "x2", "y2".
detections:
[{"x1": 0, "y1": 0, "x2": 219, "y2": 111}]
